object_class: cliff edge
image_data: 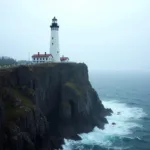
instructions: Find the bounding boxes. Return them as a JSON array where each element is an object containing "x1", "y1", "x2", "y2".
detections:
[{"x1": 0, "y1": 63, "x2": 112, "y2": 150}]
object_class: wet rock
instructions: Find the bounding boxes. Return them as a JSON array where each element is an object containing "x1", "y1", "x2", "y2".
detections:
[
  {"x1": 12, "y1": 98, "x2": 22, "y2": 107},
  {"x1": 0, "y1": 63, "x2": 112, "y2": 150}
]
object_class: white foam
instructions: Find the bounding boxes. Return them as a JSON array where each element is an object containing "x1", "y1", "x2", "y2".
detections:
[{"x1": 63, "y1": 100, "x2": 147, "y2": 150}]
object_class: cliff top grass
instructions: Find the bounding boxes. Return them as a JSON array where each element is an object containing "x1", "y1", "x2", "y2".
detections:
[
  {"x1": 29, "y1": 62, "x2": 58, "y2": 67},
  {"x1": 26, "y1": 62, "x2": 79, "y2": 70},
  {"x1": 0, "y1": 62, "x2": 81, "y2": 70},
  {"x1": 0, "y1": 62, "x2": 85, "y2": 77}
]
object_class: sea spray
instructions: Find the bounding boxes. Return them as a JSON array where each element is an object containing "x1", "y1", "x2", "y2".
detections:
[{"x1": 63, "y1": 100, "x2": 147, "y2": 150}]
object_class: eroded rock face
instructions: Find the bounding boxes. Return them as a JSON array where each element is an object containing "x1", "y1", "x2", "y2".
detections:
[{"x1": 0, "y1": 63, "x2": 112, "y2": 150}]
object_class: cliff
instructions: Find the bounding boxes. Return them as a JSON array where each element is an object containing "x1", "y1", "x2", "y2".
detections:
[{"x1": 0, "y1": 63, "x2": 112, "y2": 150}]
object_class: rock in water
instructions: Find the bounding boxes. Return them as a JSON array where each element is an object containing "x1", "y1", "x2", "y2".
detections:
[{"x1": 0, "y1": 63, "x2": 112, "y2": 150}]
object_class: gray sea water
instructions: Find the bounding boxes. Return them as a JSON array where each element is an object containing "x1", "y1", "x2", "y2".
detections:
[{"x1": 63, "y1": 71, "x2": 150, "y2": 150}]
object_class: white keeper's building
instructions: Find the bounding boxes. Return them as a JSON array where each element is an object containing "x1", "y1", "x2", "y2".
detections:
[{"x1": 32, "y1": 17, "x2": 69, "y2": 63}]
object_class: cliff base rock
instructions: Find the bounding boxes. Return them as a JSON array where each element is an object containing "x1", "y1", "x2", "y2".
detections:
[{"x1": 0, "y1": 63, "x2": 112, "y2": 150}]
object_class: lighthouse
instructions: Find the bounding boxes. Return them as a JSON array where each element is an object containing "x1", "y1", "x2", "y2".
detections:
[
  {"x1": 50, "y1": 17, "x2": 60, "y2": 62},
  {"x1": 32, "y1": 17, "x2": 69, "y2": 63}
]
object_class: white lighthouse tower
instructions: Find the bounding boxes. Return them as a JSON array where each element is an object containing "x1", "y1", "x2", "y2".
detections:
[{"x1": 50, "y1": 17, "x2": 60, "y2": 62}]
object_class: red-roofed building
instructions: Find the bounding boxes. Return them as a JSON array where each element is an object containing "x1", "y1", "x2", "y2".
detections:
[
  {"x1": 32, "y1": 52, "x2": 53, "y2": 63},
  {"x1": 60, "y1": 55, "x2": 69, "y2": 62},
  {"x1": 32, "y1": 52, "x2": 69, "y2": 63}
]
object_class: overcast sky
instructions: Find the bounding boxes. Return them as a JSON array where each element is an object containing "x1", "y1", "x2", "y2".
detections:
[{"x1": 0, "y1": 0, "x2": 150, "y2": 71}]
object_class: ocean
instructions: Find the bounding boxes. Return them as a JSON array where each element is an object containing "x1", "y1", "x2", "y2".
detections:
[{"x1": 63, "y1": 71, "x2": 150, "y2": 150}]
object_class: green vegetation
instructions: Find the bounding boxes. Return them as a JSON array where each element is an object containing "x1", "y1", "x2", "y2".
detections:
[
  {"x1": 17, "y1": 60, "x2": 31, "y2": 65},
  {"x1": 3, "y1": 88, "x2": 34, "y2": 122},
  {"x1": 0, "y1": 56, "x2": 17, "y2": 66},
  {"x1": 37, "y1": 62, "x2": 57, "y2": 67},
  {"x1": 26, "y1": 88, "x2": 35, "y2": 96},
  {"x1": 12, "y1": 89, "x2": 33, "y2": 107},
  {"x1": 61, "y1": 101, "x2": 71, "y2": 109},
  {"x1": 64, "y1": 82, "x2": 82, "y2": 96}
]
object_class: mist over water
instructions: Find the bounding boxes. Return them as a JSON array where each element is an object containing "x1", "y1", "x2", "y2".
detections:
[{"x1": 63, "y1": 71, "x2": 150, "y2": 150}]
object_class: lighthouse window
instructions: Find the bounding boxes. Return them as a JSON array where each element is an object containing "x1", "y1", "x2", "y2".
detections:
[
  {"x1": 52, "y1": 43, "x2": 53, "y2": 45},
  {"x1": 52, "y1": 37, "x2": 54, "y2": 39}
]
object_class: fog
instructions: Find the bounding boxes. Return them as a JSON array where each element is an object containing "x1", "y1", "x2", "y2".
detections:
[{"x1": 0, "y1": 0, "x2": 150, "y2": 71}]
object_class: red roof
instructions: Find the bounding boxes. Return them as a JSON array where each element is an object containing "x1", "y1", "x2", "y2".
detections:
[
  {"x1": 60, "y1": 56, "x2": 69, "y2": 61},
  {"x1": 32, "y1": 53, "x2": 53, "y2": 58}
]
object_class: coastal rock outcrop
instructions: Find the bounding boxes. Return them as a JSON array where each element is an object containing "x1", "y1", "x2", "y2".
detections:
[{"x1": 0, "y1": 63, "x2": 112, "y2": 150}]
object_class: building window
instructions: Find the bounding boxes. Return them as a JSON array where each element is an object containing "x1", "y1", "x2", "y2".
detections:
[
  {"x1": 46, "y1": 58, "x2": 47, "y2": 60},
  {"x1": 52, "y1": 43, "x2": 53, "y2": 45},
  {"x1": 52, "y1": 37, "x2": 53, "y2": 39}
]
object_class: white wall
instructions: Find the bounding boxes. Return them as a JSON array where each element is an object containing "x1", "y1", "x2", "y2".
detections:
[
  {"x1": 32, "y1": 56, "x2": 52, "y2": 63},
  {"x1": 50, "y1": 28, "x2": 60, "y2": 62}
]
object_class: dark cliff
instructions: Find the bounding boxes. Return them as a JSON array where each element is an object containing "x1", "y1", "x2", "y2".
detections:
[{"x1": 0, "y1": 63, "x2": 112, "y2": 150}]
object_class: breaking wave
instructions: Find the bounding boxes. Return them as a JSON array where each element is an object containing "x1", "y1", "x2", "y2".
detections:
[{"x1": 63, "y1": 100, "x2": 147, "y2": 150}]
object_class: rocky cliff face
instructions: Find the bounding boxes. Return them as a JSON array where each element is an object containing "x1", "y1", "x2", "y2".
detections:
[{"x1": 0, "y1": 63, "x2": 112, "y2": 150}]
